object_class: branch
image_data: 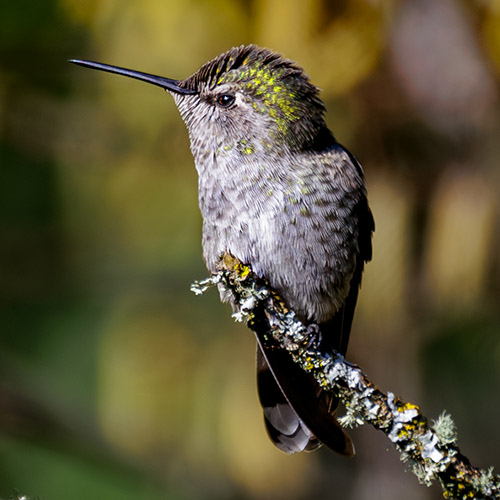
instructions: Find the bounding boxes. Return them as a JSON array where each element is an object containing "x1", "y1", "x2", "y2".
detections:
[{"x1": 191, "y1": 252, "x2": 500, "y2": 500}]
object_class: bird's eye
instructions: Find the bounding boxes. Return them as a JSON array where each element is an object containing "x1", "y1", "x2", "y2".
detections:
[{"x1": 216, "y1": 94, "x2": 235, "y2": 108}]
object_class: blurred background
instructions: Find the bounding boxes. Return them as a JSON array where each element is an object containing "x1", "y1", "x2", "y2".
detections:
[{"x1": 1, "y1": 0, "x2": 500, "y2": 499}]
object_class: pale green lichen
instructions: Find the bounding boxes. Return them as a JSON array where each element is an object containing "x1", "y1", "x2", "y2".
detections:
[
  {"x1": 432, "y1": 411, "x2": 458, "y2": 446},
  {"x1": 471, "y1": 467, "x2": 496, "y2": 498}
]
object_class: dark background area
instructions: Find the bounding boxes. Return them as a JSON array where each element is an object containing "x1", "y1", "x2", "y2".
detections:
[{"x1": 1, "y1": 0, "x2": 500, "y2": 499}]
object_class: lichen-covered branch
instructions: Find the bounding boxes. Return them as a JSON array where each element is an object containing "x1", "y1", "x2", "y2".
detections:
[{"x1": 191, "y1": 253, "x2": 500, "y2": 500}]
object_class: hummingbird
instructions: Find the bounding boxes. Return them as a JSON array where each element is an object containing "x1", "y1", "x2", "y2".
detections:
[{"x1": 70, "y1": 45, "x2": 374, "y2": 456}]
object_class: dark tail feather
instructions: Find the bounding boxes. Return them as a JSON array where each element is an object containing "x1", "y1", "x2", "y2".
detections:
[
  {"x1": 257, "y1": 347, "x2": 321, "y2": 453},
  {"x1": 256, "y1": 343, "x2": 354, "y2": 456}
]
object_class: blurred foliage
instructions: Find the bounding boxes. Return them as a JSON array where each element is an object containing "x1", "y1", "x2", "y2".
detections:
[{"x1": 1, "y1": 1, "x2": 500, "y2": 499}]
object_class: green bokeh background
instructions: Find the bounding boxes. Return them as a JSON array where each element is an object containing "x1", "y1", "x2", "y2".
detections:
[{"x1": 1, "y1": 1, "x2": 500, "y2": 499}]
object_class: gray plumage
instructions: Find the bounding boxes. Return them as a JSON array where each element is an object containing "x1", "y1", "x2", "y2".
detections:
[
  {"x1": 173, "y1": 46, "x2": 371, "y2": 321},
  {"x1": 174, "y1": 46, "x2": 374, "y2": 455},
  {"x1": 70, "y1": 45, "x2": 374, "y2": 455}
]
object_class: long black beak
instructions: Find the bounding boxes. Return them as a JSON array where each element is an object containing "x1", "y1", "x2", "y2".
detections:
[{"x1": 69, "y1": 59, "x2": 196, "y2": 95}]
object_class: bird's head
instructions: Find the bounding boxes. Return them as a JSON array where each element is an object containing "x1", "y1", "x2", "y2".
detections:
[{"x1": 71, "y1": 45, "x2": 333, "y2": 157}]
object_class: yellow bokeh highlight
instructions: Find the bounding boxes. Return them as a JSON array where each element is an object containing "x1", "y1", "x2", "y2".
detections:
[
  {"x1": 423, "y1": 169, "x2": 496, "y2": 311},
  {"x1": 483, "y1": 4, "x2": 500, "y2": 78},
  {"x1": 255, "y1": 0, "x2": 387, "y2": 96}
]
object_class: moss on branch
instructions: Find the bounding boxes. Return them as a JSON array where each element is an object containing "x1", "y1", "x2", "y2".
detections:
[{"x1": 191, "y1": 252, "x2": 500, "y2": 500}]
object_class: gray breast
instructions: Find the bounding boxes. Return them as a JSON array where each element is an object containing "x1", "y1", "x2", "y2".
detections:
[{"x1": 196, "y1": 147, "x2": 365, "y2": 323}]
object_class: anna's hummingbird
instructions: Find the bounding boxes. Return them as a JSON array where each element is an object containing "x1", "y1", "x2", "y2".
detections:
[{"x1": 71, "y1": 45, "x2": 374, "y2": 456}]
